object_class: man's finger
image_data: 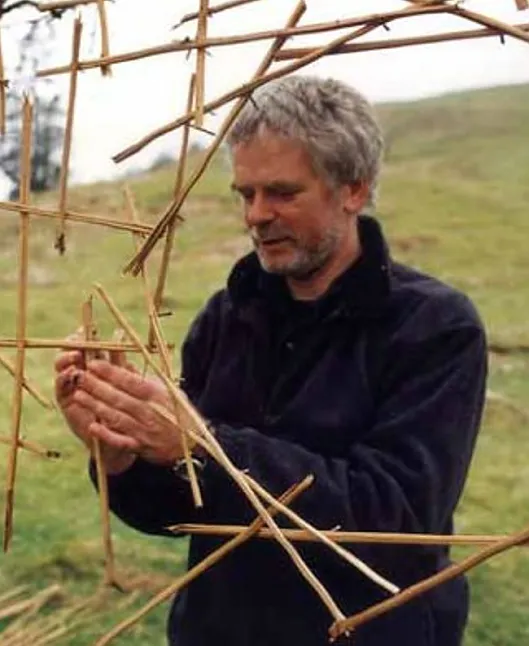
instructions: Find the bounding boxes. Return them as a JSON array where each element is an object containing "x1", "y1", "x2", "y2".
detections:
[
  {"x1": 55, "y1": 351, "x2": 84, "y2": 373},
  {"x1": 86, "y1": 359, "x2": 157, "y2": 400},
  {"x1": 88, "y1": 421, "x2": 140, "y2": 452},
  {"x1": 74, "y1": 369, "x2": 149, "y2": 421}
]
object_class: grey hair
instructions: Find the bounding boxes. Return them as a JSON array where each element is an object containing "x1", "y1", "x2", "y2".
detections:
[{"x1": 227, "y1": 75, "x2": 384, "y2": 209}]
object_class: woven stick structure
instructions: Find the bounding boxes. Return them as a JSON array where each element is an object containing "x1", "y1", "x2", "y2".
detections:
[{"x1": 1, "y1": 0, "x2": 528, "y2": 642}]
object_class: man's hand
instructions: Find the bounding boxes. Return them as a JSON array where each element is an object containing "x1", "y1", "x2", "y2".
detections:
[
  {"x1": 55, "y1": 336, "x2": 138, "y2": 474},
  {"x1": 67, "y1": 359, "x2": 187, "y2": 467}
]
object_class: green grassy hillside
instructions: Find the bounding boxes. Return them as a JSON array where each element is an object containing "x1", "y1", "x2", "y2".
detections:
[{"x1": 0, "y1": 82, "x2": 528, "y2": 644}]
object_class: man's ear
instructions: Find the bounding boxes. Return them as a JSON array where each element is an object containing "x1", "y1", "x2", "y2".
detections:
[{"x1": 342, "y1": 181, "x2": 369, "y2": 215}]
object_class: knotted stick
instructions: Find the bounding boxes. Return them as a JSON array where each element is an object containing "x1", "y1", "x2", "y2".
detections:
[
  {"x1": 95, "y1": 476, "x2": 313, "y2": 645},
  {"x1": 3, "y1": 97, "x2": 32, "y2": 552},
  {"x1": 329, "y1": 521, "x2": 529, "y2": 640},
  {"x1": 55, "y1": 17, "x2": 82, "y2": 255},
  {"x1": 81, "y1": 298, "x2": 121, "y2": 590}
]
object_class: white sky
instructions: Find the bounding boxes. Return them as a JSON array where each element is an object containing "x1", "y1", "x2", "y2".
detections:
[{"x1": 1, "y1": 0, "x2": 529, "y2": 186}]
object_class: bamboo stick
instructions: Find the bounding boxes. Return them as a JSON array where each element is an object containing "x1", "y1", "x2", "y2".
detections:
[
  {"x1": 55, "y1": 17, "x2": 82, "y2": 255},
  {"x1": 175, "y1": 0, "x2": 261, "y2": 27},
  {"x1": 0, "y1": 339, "x2": 153, "y2": 352},
  {"x1": 0, "y1": 352, "x2": 54, "y2": 409},
  {"x1": 194, "y1": 0, "x2": 209, "y2": 127},
  {"x1": 36, "y1": 4, "x2": 448, "y2": 78},
  {"x1": 149, "y1": 74, "x2": 196, "y2": 345},
  {"x1": 38, "y1": 0, "x2": 98, "y2": 10},
  {"x1": 329, "y1": 521, "x2": 529, "y2": 640},
  {"x1": 275, "y1": 22, "x2": 529, "y2": 60},
  {"x1": 94, "y1": 284, "x2": 346, "y2": 622},
  {"x1": 81, "y1": 298, "x2": 120, "y2": 589},
  {"x1": 0, "y1": 435, "x2": 60, "y2": 459},
  {"x1": 3, "y1": 97, "x2": 32, "y2": 553},
  {"x1": 171, "y1": 523, "x2": 529, "y2": 548},
  {"x1": 0, "y1": 29, "x2": 5, "y2": 137},
  {"x1": 0, "y1": 200, "x2": 155, "y2": 235},
  {"x1": 124, "y1": 17, "x2": 395, "y2": 275},
  {"x1": 96, "y1": 0, "x2": 112, "y2": 76},
  {"x1": 449, "y1": 4, "x2": 529, "y2": 45},
  {"x1": 95, "y1": 477, "x2": 313, "y2": 646},
  {"x1": 123, "y1": 185, "x2": 202, "y2": 507}
]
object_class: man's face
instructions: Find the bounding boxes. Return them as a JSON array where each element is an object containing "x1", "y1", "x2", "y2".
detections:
[{"x1": 231, "y1": 132, "x2": 362, "y2": 281}]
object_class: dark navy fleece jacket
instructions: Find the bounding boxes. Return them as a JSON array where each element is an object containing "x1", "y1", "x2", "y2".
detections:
[{"x1": 96, "y1": 215, "x2": 487, "y2": 646}]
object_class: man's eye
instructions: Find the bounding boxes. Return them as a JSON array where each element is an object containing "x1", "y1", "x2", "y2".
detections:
[{"x1": 270, "y1": 188, "x2": 298, "y2": 200}]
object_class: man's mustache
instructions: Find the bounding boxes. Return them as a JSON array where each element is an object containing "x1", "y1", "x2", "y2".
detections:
[{"x1": 249, "y1": 224, "x2": 293, "y2": 244}]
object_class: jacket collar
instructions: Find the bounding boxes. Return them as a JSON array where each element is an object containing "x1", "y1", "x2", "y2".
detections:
[{"x1": 227, "y1": 215, "x2": 391, "y2": 320}]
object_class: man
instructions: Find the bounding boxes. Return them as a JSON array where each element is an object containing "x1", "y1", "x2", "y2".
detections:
[{"x1": 55, "y1": 75, "x2": 487, "y2": 646}]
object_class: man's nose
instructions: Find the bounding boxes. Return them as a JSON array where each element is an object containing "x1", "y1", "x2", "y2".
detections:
[{"x1": 245, "y1": 192, "x2": 275, "y2": 228}]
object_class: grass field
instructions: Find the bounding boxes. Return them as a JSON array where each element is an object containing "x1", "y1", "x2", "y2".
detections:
[{"x1": 0, "y1": 82, "x2": 528, "y2": 644}]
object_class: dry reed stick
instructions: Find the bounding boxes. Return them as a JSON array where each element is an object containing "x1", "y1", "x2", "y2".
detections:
[
  {"x1": 245, "y1": 474, "x2": 399, "y2": 594},
  {"x1": 3, "y1": 97, "x2": 32, "y2": 553},
  {"x1": 0, "y1": 435, "x2": 60, "y2": 459},
  {"x1": 0, "y1": 200, "x2": 154, "y2": 235},
  {"x1": 148, "y1": 74, "x2": 196, "y2": 347},
  {"x1": 175, "y1": 0, "x2": 261, "y2": 27},
  {"x1": 94, "y1": 284, "x2": 345, "y2": 623},
  {"x1": 329, "y1": 520, "x2": 529, "y2": 640},
  {"x1": 55, "y1": 17, "x2": 82, "y2": 255},
  {"x1": 275, "y1": 22, "x2": 529, "y2": 60},
  {"x1": 81, "y1": 298, "x2": 120, "y2": 589},
  {"x1": 0, "y1": 352, "x2": 54, "y2": 409},
  {"x1": 123, "y1": 0, "x2": 312, "y2": 275},
  {"x1": 123, "y1": 185, "x2": 202, "y2": 507},
  {"x1": 194, "y1": 0, "x2": 209, "y2": 127},
  {"x1": 449, "y1": 4, "x2": 529, "y2": 44},
  {"x1": 95, "y1": 476, "x2": 314, "y2": 646},
  {"x1": 0, "y1": 29, "x2": 6, "y2": 137},
  {"x1": 37, "y1": 3, "x2": 448, "y2": 77},
  {"x1": 38, "y1": 0, "x2": 98, "y2": 10},
  {"x1": 0, "y1": 338, "x2": 155, "y2": 352},
  {"x1": 172, "y1": 523, "x2": 529, "y2": 548},
  {"x1": 96, "y1": 0, "x2": 111, "y2": 76}
]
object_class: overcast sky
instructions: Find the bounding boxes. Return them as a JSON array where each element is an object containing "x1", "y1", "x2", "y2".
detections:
[{"x1": 1, "y1": 0, "x2": 529, "y2": 186}]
